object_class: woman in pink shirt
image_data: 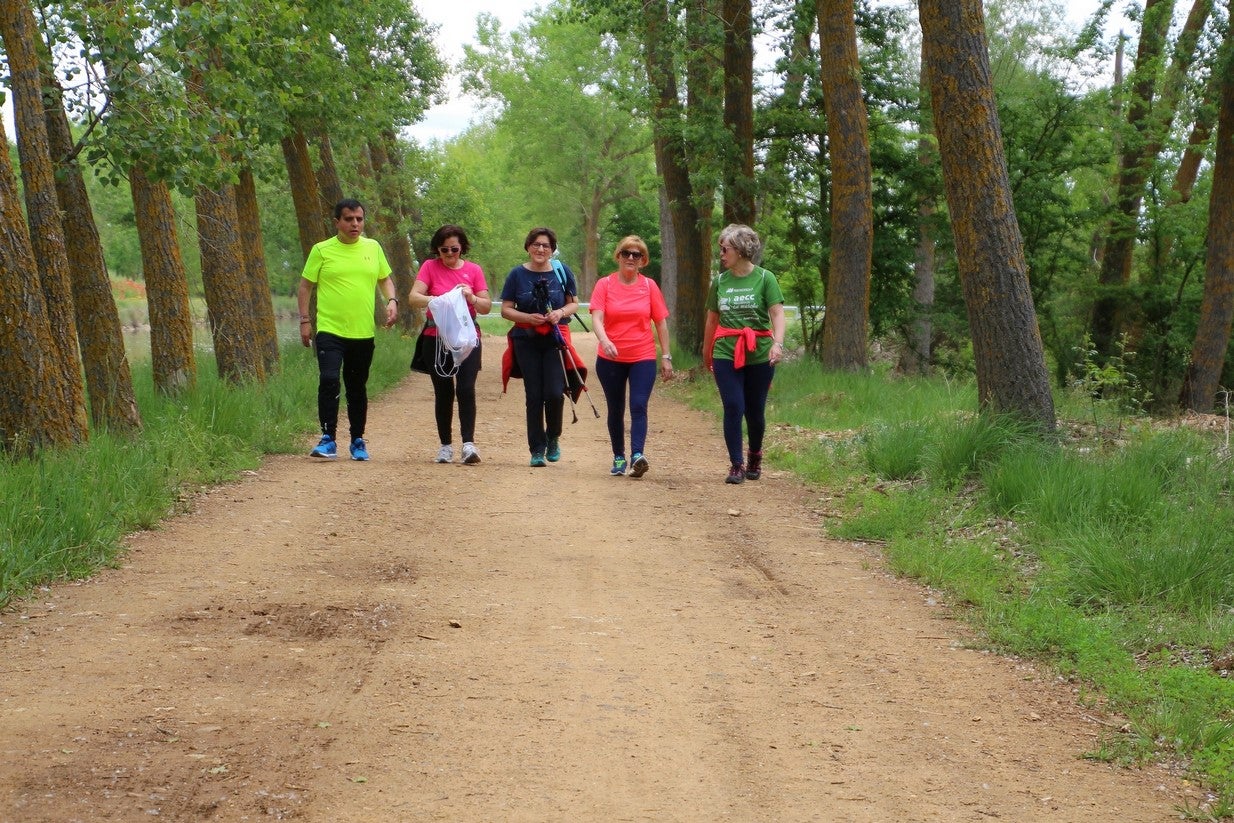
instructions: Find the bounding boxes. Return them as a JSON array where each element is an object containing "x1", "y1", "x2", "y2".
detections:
[
  {"x1": 589, "y1": 236, "x2": 672, "y2": 477},
  {"x1": 408, "y1": 225, "x2": 492, "y2": 465}
]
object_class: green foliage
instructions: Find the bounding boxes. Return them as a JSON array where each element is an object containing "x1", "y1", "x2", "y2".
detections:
[
  {"x1": 920, "y1": 413, "x2": 1038, "y2": 488},
  {"x1": 859, "y1": 421, "x2": 931, "y2": 480},
  {"x1": 1069, "y1": 334, "x2": 1155, "y2": 428}
]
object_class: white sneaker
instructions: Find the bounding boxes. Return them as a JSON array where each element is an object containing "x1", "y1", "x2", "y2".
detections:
[
  {"x1": 435, "y1": 444, "x2": 453, "y2": 463},
  {"x1": 462, "y1": 442, "x2": 481, "y2": 464}
]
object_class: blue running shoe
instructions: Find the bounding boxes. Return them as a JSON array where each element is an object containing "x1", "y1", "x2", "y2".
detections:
[
  {"x1": 610, "y1": 455, "x2": 627, "y2": 476},
  {"x1": 629, "y1": 453, "x2": 649, "y2": 478},
  {"x1": 310, "y1": 434, "x2": 337, "y2": 459},
  {"x1": 546, "y1": 438, "x2": 561, "y2": 462},
  {"x1": 530, "y1": 451, "x2": 547, "y2": 467},
  {"x1": 350, "y1": 438, "x2": 369, "y2": 461}
]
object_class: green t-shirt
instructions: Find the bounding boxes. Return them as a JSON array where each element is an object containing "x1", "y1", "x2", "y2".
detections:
[
  {"x1": 705, "y1": 266, "x2": 785, "y2": 363},
  {"x1": 301, "y1": 235, "x2": 392, "y2": 339}
]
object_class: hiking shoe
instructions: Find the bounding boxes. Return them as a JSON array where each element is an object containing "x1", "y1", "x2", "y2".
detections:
[
  {"x1": 725, "y1": 464, "x2": 745, "y2": 484},
  {"x1": 610, "y1": 455, "x2": 627, "y2": 476},
  {"x1": 629, "y1": 453, "x2": 650, "y2": 478},
  {"x1": 349, "y1": 438, "x2": 369, "y2": 461},
  {"x1": 310, "y1": 434, "x2": 337, "y2": 459},
  {"x1": 546, "y1": 438, "x2": 561, "y2": 462},
  {"x1": 530, "y1": 451, "x2": 547, "y2": 467},
  {"x1": 462, "y1": 442, "x2": 481, "y2": 465},
  {"x1": 744, "y1": 450, "x2": 763, "y2": 480},
  {"x1": 435, "y1": 444, "x2": 453, "y2": 464}
]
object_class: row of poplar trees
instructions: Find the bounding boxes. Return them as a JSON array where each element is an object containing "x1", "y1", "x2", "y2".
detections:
[
  {"x1": 7, "y1": 0, "x2": 1234, "y2": 455},
  {"x1": 577, "y1": 0, "x2": 1056, "y2": 427},
  {"x1": 611, "y1": 0, "x2": 1234, "y2": 430},
  {"x1": 0, "y1": 0, "x2": 445, "y2": 454}
]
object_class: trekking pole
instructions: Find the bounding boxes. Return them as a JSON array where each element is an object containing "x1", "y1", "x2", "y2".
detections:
[{"x1": 559, "y1": 349, "x2": 580, "y2": 424}]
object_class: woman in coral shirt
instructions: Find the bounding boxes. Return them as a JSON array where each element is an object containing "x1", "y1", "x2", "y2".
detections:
[{"x1": 589, "y1": 235, "x2": 672, "y2": 478}]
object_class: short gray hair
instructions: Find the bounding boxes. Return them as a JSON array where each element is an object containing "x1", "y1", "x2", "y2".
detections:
[{"x1": 718, "y1": 223, "x2": 761, "y2": 262}]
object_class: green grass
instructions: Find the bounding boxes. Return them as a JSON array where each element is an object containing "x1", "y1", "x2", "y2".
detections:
[
  {"x1": 0, "y1": 329, "x2": 412, "y2": 607},
  {"x1": 665, "y1": 357, "x2": 1234, "y2": 817}
]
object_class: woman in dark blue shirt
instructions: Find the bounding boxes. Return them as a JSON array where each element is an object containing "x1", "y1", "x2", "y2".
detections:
[{"x1": 500, "y1": 227, "x2": 580, "y2": 466}]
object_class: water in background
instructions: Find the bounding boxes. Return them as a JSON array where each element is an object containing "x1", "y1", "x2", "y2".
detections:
[{"x1": 122, "y1": 319, "x2": 303, "y2": 362}]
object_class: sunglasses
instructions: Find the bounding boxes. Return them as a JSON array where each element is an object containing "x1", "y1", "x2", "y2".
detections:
[
  {"x1": 619, "y1": 250, "x2": 643, "y2": 259},
  {"x1": 439, "y1": 246, "x2": 461, "y2": 254}
]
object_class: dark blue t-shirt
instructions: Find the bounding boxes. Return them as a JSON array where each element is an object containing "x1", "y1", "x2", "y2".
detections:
[{"x1": 501, "y1": 264, "x2": 577, "y2": 338}]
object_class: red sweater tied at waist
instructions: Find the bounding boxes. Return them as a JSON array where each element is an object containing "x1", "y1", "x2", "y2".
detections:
[{"x1": 712, "y1": 325, "x2": 771, "y2": 369}]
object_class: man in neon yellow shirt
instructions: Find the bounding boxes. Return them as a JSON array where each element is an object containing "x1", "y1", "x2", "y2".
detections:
[{"x1": 297, "y1": 199, "x2": 398, "y2": 461}]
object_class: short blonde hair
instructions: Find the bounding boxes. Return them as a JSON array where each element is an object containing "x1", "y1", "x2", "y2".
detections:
[{"x1": 613, "y1": 235, "x2": 649, "y2": 264}]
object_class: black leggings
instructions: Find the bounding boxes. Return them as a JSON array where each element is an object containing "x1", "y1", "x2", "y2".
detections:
[
  {"x1": 429, "y1": 339, "x2": 482, "y2": 445},
  {"x1": 512, "y1": 334, "x2": 565, "y2": 454},
  {"x1": 314, "y1": 331, "x2": 375, "y2": 442}
]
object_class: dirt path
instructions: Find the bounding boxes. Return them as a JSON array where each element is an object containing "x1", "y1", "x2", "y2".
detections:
[{"x1": 0, "y1": 331, "x2": 1199, "y2": 822}]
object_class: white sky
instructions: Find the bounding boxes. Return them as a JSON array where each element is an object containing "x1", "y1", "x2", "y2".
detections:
[
  {"x1": 405, "y1": 0, "x2": 1128, "y2": 145},
  {"x1": 406, "y1": 1, "x2": 547, "y2": 144},
  {"x1": 0, "y1": 0, "x2": 1137, "y2": 145}
]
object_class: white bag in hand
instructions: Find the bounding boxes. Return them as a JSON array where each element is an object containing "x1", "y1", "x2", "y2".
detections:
[{"x1": 427, "y1": 286, "x2": 478, "y2": 372}]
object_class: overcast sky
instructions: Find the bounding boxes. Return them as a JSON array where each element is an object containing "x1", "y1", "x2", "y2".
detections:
[
  {"x1": 405, "y1": 0, "x2": 1128, "y2": 145},
  {"x1": 406, "y1": 1, "x2": 547, "y2": 144},
  {"x1": 0, "y1": 1, "x2": 1136, "y2": 145}
]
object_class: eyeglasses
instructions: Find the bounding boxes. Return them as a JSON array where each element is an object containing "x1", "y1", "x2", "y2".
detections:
[
  {"x1": 619, "y1": 250, "x2": 642, "y2": 259},
  {"x1": 528, "y1": 242, "x2": 552, "y2": 250},
  {"x1": 719, "y1": 244, "x2": 733, "y2": 253},
  {"x1": 439, "y1": 246, "x2": 461, "y2": 254}
]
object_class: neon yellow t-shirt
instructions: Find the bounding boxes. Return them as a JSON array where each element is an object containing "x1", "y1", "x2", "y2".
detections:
[{"x1": 301, "y1": 235, "x2": 392, "y2": 339}]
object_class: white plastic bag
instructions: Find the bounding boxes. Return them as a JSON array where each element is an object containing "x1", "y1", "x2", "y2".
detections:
[{"x1": 427, "y1": 286, "x2": 478, "y2": 375}]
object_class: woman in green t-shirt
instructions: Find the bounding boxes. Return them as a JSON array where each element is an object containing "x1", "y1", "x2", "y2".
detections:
[{"x1": 702, "y1": 224, "x2": 787, "y2": 485}]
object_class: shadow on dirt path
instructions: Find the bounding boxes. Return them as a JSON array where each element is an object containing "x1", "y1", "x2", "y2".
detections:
[{"x1": 0, "y1": 331, "x2": 1197, "y2": 821}]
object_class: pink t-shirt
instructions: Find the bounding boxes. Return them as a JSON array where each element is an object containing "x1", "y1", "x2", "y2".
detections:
[
  {"x1": 588, "y1": 273, "x2": 669, "y2": 363},
  {"x1": 416, "y1": 258, "x2": 488, "y2": 336}
]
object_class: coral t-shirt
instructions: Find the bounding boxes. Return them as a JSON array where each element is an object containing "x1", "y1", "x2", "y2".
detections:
[
  {"x1": 416, "y1": 258, "x2": 487, "y2": 337},
  {"x1": 588, "y1": 273, "x2": 669, "y2": 363}
]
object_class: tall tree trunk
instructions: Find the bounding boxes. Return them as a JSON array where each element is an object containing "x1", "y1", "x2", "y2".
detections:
[
  {"x1": 316, "y1": 130, "x2": 345, "y2": 221},
  {"x1": 1180, "y1": 23, "x2": 1234, "y2": 412},
  {"x1": 0, "y1": 0, "x2": 88, "y2": 445},
  {"x1": 0, "y1": 112, "x2": 83, "y2": 453},
  {"x1": 919, "y1": 0, "x2": 1055, "y2": 429},
  {"x1": 377, "y1": 130, "x2": 425, "y2": 334},
  {"x1": 130, "y1": 165, "x2": 196, "y2": 394},
  {"x1": 42, "y1": 69, "x2": 142, "y2": 434},
  {"x1": 685, "y1": 0, "x2": 720, "y2": 273},
  {"x1": 235, "y1": 167, "x2": 280, "y2": 374},
  {"x1": 282, "y1": 131, "x2": 327, "y2": 260},
  {"x1": 195, "y1": 181, "x2": 265, "y2": 384},
  {"x1": 367, "y1": 136, "x2": 417, "y2": 331},
  {"x1": 1090, "y1": 0, "x2": 1176, "y2": 357},
  {"x1": 657, "y1": 181, "x2": 677, "y2": 315},
  {"x1": 722, "y1": 0, "x2": 756, "y2": 226},
  {"x1": 901, "y1": 51, "x2": 937, "y2": 376},
  {"x1": 818, "y1": 0, "x2": 873, "y2": 371},
  {"x1": 643, "y1": 0, "x2": 709, "y2": 355},
  {"x1": 582, "y1": 188, "x2": 603, "y2": 299}
]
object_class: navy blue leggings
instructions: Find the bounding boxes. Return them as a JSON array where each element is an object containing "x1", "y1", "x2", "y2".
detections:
[
  {"x1": 712, "y1": 358, "x2": 774, "y2": 467},
  {"x1": 595, "y1": 357, "x2": 657, "y2": 458},
  {"x1": 314, "y1": 331, "x2": 375, "y2": 442},
  {"x1": 512, "y1": 334, "x2": 565, "y2": 454}
]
